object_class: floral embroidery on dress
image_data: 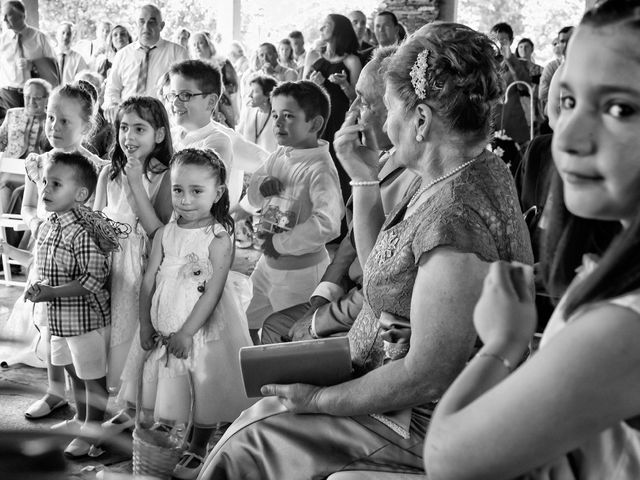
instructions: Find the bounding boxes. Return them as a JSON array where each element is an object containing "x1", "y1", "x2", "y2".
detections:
[
  {"x1": 373, "y1": 230, "x2": 399, "y2": 265},
  {"x1": 179, "y1": 253, "x2": 213, "y2": 292}
]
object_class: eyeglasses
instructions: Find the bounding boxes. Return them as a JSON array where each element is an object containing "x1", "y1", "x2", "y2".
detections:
[
  {"x1": 164, "y1": 91, "x2": 211, "y2": 103},
  {"x1": 24, "y1": 95, "x2": 47, "y2": 101}
]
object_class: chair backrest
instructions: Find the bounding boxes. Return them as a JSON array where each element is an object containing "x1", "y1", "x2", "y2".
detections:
[{"x1": 0, "y1": 157, "x2": 26, "y2": 176}]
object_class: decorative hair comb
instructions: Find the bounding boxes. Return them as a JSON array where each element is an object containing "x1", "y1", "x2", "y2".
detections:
[{"x1": 409, "y1": 49, "x2": 431, "y2": 99}]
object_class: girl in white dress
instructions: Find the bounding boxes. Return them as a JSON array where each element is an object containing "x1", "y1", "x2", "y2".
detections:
[
  {"x1": 93, "y1": 96, "x2": 173, "y2": 391},
  {"x1": 117, "y1": 148, "x2": 254, "y2": 479},
  {"x1": 425, "y1": 2, "x2": 640, "y2": 478}
]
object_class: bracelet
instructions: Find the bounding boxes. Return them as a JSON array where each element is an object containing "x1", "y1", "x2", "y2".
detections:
[
  {"x1": 476, "y1": 352, "x2": 513, "y2": 373},
  {"x1": 349, "y1": 180, "x2": 379, "y2": 187}
]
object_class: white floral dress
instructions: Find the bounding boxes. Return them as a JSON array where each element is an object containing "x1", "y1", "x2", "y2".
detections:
[
  {"x1": 102, "y1": 164, "x2": 167, "y2": 390},
  {"x1": 119, "y1": 222, "x2": 255, "y2": 426}
]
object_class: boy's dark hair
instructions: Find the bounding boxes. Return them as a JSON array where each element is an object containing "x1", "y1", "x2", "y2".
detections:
[
  {"x1": 271, "y1": 80, "x2": 331, "y2": 138},
  {"x1": 249, "y1": 75, "x2": 278, "y2": 98},
  {"x1": 377, "y1": 10, "x2": 399, "y2": 26},
  {"x1": 491, "y1": 22, "x2": 514, "y2": 42},
  {"x1": 50, "y1": 151, "x2": 99, "y2": 199},
  {"x1": 169, "y1": 60, "x2": 223, "y2": 98},
  {"x1": 289, "y1": 30, "x2": 304, "y2": 41}
]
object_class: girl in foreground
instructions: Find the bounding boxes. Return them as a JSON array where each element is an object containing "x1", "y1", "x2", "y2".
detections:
[{"x1": 425, "y1": 1, "x2": 640, "y2": 478}]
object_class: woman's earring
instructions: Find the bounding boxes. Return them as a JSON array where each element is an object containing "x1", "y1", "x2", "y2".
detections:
[{"x1": 415, "y1": 133, "x2": 424, "y2": 142}]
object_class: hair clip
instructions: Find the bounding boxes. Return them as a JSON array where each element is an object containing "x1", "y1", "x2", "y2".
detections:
[{"x1": 409, "y1": 49, "x2": 430, "y2": 100}]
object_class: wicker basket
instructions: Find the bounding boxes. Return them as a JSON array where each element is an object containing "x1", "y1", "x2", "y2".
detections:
[{"x1": 132, "y1": 347, "x2": 194, "y2": 480}]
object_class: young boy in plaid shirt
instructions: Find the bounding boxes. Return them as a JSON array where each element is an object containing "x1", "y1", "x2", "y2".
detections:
[{"x1": 25, "y1": 151, "x2": 113, "y2": 458}]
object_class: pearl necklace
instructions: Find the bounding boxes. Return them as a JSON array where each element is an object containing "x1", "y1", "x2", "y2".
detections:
[{"x1": 407, "y1": 156, "x2": 480, "y2": 209}]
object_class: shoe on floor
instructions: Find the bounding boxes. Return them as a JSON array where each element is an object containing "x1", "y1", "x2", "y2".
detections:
[
  {"x1": 101, "y1": 409, "x2": 135, "y2": 436},
  {"x1": 24, "y1": 396, "x2": 67, "y2": 419},
  {"x1": 51, "y1": 417, "x2": 82, "y2": 434},
  {"x1": 173, "y1": 451, "x2": 205, "y2": 480},
  {"x1": 64, "y1": 437, "x2": 92, "y2": 458}
]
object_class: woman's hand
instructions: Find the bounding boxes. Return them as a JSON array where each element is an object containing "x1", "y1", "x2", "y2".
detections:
[
  {"x1": 333, "y1": 110, "x2": 380, "y2": 181},
  {"x1": 309, "y1": 70, "x2": 326, "y2": 86},
  {"x1": 328, "y1": 70, "x2": 348, "y2": 87},
  {"x1": 167, "y1": 331, "x2": 193, "y2": 359},
  {"x1": 260, "y1": 383, "x2": 323, "y2": 414},
  {"x1": 473, "y1": 261, "x2": 536, "y2": 352}
]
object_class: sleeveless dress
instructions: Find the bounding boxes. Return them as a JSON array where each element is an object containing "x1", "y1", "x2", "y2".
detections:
[
  {"x1": 520, "y1": 255, "x2": 640, "y2": 480},
  {"x1": 103, "y1": 163, "x2": 168, "y2": 391},
  {"x1": 118, "y1": 222, "x2": 255, "y2": 426}
]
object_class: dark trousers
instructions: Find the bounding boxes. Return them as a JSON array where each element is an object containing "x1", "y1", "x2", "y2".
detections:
[{"x1": 0, "y1": 87, "x2": 24, "y2": 123}]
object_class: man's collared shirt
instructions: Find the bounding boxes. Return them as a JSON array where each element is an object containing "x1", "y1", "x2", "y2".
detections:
[
  {"x1": 0, "y1": 25, "x2": 56, "y2": 88},
  {"x1": 58, "y1": 49, "x2": 89, "y2": 85},
  {"x1": 103, "y1": 38, "x2": 188, "y2": 109},
  {"x1": 37, "y1": 207, "x2": 110, "y2": 337}
]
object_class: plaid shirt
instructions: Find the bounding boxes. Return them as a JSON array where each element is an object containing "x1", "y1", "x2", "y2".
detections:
[{"x1": 36, "y1": 207, "x2": 111, "y2": 337}]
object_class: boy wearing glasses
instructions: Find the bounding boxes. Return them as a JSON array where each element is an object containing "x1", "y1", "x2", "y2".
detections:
[{"x1": 167, "y1": 60, "x2": 233, "y2": 173}]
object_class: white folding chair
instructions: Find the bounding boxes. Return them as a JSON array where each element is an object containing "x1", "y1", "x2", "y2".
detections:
[{"x1": 0, "y1": 156, "x2": 28, "y2": 287}]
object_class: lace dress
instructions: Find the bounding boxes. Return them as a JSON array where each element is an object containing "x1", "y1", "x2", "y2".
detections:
[
  {"x1": 348, "y1": 150, "x2": 533, "y2": 436},
  {"x1": 119, "y1": 222, "x2": 255, "y2": 426},
  {"x1": 102, "y1": 163, "x2": 168, "y2": 391}
]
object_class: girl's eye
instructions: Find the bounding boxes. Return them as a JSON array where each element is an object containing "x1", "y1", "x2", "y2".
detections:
[
  {"x1": 607, "y1": 102, "x2": 636, "y2": 118},
  {"x1": 193, "y1": 189, "x2": 202, "y2": 194},
  {"x1": 172, "y1": 188, "x2": 182, "y2": 193},
  {"x1": 559, "y1": 96, "x2": 575, "y2": 110},
  {"x1": 136, "y1": 127, "x2": 145, "y2": 133}
]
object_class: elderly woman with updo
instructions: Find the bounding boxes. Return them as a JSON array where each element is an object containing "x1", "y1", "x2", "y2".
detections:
[{"x1": 198, "y1": 23, "x2": 532, "y2": 479}]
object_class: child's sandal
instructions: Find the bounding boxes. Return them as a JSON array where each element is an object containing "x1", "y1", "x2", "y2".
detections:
[{"x1": 173, "y1": 451, "x2": 205, "y2": 479}]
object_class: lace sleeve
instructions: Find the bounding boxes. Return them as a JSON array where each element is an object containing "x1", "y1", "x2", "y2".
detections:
[{"x1": 411, "y1": 203, "x2": 501, "y2": 265}]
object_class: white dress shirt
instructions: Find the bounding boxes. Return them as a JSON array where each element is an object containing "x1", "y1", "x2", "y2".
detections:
[
  {"x1": 58, "y1": 49, "x2": 89, "y2": 85},
  {"x1": 0, "y1": 26, "x2": 56, "y2": 89},
  {"x1": 103, "y1": 39, "x2": 188, "y2": 108}
]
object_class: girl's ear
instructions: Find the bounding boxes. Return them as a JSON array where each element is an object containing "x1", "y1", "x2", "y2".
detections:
[
  {"x1": 414, "y1": 103, "x2": 433, "y2": 141},
  {"x1": 155, "y1": 126, "x2": 166, "y2": 144},
  {"x1": 214, "y1": 184, "x2": 226, "y2": 203}
]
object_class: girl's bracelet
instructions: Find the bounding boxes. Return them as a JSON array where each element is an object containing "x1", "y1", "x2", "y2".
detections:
[
  {"x1": 476, "y1": 351, "x2": 513, "y2": 373},
  {"x1": 349, "y1": 180, "x2": 379, "y2": 187}
]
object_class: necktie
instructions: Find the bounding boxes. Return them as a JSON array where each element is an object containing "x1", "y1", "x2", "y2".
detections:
[
  {"x1": 59, "y1": 53, "x2": 66, "y2": 82},
  {"x1": 136, "y1": 46, "x2": 155, "y2": 95},
  {"x1": 16, "y1": 32, "x2": 27, "y2": 82}
]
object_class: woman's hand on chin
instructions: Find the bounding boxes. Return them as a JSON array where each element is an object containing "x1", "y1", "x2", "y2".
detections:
[
  {"x1": 260, "y1": 383, "x2": 324, "y2": 414},
  {"x1": 334, "y1": 110, "x2": 380, "y2": 182}
]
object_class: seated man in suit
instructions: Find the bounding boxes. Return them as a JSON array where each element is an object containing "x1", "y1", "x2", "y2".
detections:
[{"x1": 260, "y1": 46, "x2": 420, "y2": 344}]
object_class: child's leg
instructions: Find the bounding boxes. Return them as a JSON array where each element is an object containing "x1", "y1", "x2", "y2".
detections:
[
  {"x1": 26, "y1": 326, "x2": 67, "y2": 417},
  {"x1": 246, "y1": 256, "x2": 276, "y2": 344},
  {"x1": 85, "y1": 376, "x2": 108, "y2": 423},
  {"x1": 64, "y1": 364, "x2": 87, "y2": 422}
]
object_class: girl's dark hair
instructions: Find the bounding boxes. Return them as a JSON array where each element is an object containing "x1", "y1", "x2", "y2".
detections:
[
  {"x1": 110, "y1": 96, "x2": 172, "y2": 181},
  {"x1": 51, "y1": 83, "x2": 97, "y2": 138},
  {"x1": 328, "y1": 14, "x2": 360, "y2": 56},
  {"x1": 170, "y1": 148, "x2": 234, "y2": 234},
  {"x1": 544, "y1": 0, "x2": 640, "y2": 318}
]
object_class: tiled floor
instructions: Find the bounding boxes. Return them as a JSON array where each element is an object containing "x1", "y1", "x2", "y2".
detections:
[{"x1": 0, "y1": 247, "x2": 261, "y2": 479}]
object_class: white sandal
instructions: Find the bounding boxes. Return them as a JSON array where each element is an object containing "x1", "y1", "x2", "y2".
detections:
[{"x1": 173, "y1": 451, "x2": 205, "y2": 480}]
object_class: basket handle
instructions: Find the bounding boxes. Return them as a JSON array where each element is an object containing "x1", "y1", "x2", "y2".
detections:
[{"x1": 135, "y1": 335, "x2": 196, "y2": 450}]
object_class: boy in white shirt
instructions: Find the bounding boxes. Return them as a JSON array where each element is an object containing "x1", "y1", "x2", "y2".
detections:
[
  {"x1": 167, "y1": 60, "x2": 242, "y2": 204},
  {"x1": 246, "y1": 81, "x2": 344, "y2": 342}
]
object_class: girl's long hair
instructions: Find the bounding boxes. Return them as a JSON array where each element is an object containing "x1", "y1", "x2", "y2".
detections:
[
  {"x1": 328, "y1": 14, "x2": 360, "y2": 57},
  {"x1": 170, "y1": 148, "x2": 234, "y2": 234},
  {"x1": 110, "y1": 96, "x2": 172, "y2": 181},
  {"x1": 541, "y1": 0, "x2": 640, "y2": 317}
]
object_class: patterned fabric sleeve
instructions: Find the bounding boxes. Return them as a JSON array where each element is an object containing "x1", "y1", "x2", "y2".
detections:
[
  {"x1": 24, "y1": 152, "x2": 43, "y2": 183},
  {"x1": 72, "y1": 230, "x2": 110, "y2": 294},
  {"x1": 411, "y1": 202, "x2": 500, "y2": 265}
]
